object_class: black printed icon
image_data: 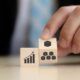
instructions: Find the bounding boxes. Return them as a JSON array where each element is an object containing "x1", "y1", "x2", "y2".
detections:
[
  {"x1": 41, "y1": 51, "x2": 56, "y2": 61},
  {"x1": 41, "y1": 56, "x2": 45, "y2": 60},
  {"x1": 24, "y1": 52, "x2": 35, "y2": 64},
  {"x1": 52, "y1": 56, "x2": 56, "y2": 60},
  {"x1": 46, "y1": 56, "x2": 51, "y2": 60},
  {"x1": 44, "y1": 41, "x2": 51, "y2": 47},
  {"x1": 43, "y1": 52, "x2": 48, "y2": 56},
  {"x1": 49, "y1": 51, "x2": 54, "y2": 55}
]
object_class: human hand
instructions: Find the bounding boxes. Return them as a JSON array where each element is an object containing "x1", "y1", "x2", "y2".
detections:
[{"x1": 41, "y1": 6, "x2": 80, "y2": 57}]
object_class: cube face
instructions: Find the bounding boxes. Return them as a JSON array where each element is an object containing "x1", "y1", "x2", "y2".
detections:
[
  {"x1": 20, "y1": 48, "x2": 39, "y2": 67},
  {"x1": 39, "y1": 49, "x2": 57, "y2": 64},
  {"x1": 39, "y1": 38, "x2": 57, "y2": 49},
  {"x1": 39, "y1": 38, "x2": 57, "y2": 65}
]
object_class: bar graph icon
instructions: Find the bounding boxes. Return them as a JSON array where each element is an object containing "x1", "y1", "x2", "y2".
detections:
[{"x1": 24, "y1": 52, "x2": 35, "y2": 64}]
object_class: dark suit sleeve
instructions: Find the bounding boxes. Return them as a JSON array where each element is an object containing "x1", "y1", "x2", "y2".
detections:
[
  {"x1": 58, "y1": 0, "x2": 80, "y2": 7},
  {"x1": 0, "y1": 0, "x2": 17, "y2": 55}
]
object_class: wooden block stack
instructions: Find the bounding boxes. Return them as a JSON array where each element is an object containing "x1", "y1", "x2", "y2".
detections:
[{"x1": 20, "y1": 38, "x2": 57, "y2": 66}]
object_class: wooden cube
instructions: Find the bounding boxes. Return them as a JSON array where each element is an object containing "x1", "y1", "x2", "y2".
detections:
[
  {"x1": 39, "y1": 38, "x2": 57, "y2": 65},
  {"x1": 20, "y1": 48, "x2": 39, "y2": 67}
]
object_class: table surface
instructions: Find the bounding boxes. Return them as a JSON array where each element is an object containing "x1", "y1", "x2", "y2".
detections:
[{"x1": 0, "y1": 56, "x2": 80, "y2": 80}]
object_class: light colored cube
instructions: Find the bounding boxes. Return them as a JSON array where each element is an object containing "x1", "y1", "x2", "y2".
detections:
[
  {"x1": 39, "y1": 38, "x2": 57, "y2": 65},
  {"x1": 20, "y1": 48, "x2": 39, "y2": 67}
]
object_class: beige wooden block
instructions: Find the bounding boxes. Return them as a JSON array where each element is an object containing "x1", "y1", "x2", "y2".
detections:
[
  {"x1": 39, "y1": 38, "x2": 57, "y2": 50},
  {"x1": 20, "y1": 48, "x2": 39, "y2": 67},
  {"x1": 39, "y1": 38, "x2": 57, "y2": 65},
  {"x1": 39, "y1": 49, "x2": 57, "y2": 65}
]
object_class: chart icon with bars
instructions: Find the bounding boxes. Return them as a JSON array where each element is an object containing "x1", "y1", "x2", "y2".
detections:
[
  {"x1": 20, "y1": 48, "x2": 39, "y2": 67},
  {"x1": 24, "y1": 52, "x2": 35, "y2": 64}
]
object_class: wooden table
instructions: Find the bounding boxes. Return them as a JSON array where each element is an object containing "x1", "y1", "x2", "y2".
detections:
[{"x1": 0, "y1": 56, "x2": 80, "y2": 80}]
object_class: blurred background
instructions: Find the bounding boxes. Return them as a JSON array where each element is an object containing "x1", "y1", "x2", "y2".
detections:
[{"x1": 0, "y1": 0, "x2": 80, "y2": 56}]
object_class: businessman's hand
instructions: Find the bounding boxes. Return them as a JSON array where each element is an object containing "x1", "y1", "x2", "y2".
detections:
[{"x1": 41, "y1": 6, "x2": 80, "y2": 57}]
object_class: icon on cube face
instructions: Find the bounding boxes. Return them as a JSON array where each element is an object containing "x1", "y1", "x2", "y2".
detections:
[
  {"x1": 24, "y1": 52, "x2": 35, "y2": 64},
  {"x1": 43, "y1": 52, "x2": 48, "y2": 56},
  {"x1": 46, "y1": 56, "x2": 51, "y2": 60},
  {"x1": 41, "y1": 51, "x2": 56, "y2": 61},
  {"x1": 41, "y1": 56, "x2": 45, "y2": 60},
  {"x1": 52, "y1": 56, "x2": 56, "y2": 60},
  {"x1": 44, "y1": 41, "x2": 51, "y2": 47},
  {"x1": 49, "y1": 52, "x2": 54, "y2": 55}
]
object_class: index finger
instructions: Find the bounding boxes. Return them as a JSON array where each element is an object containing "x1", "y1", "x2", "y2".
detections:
[{"x1": 41, "y1": 6, "x2": 76, "y2": 40}]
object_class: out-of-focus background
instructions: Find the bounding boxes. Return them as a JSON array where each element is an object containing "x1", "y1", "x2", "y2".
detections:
[
  {"x1": 0, "y1": 0, "x2": 80, "y2": 56},
  {"x1": 1, "y1": 1, "x2": 80, "y2": 80}
]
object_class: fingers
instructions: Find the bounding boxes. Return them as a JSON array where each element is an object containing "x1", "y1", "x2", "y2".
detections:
[
  {"x1": 72, "y1": 27, "x2": 80, "y2": 53},
  {"x1": 58, "y1": 7, "x2": 80, "y2": 49},
  {"x1": 40, "y1": 6, "x2": 80, "y2": 57},
  {"x1": 41, "y1": 6, "x2": 77, "y2": 40},
  {"x1": 58, "y1": 43, "x2": 71, "y2": 57}
]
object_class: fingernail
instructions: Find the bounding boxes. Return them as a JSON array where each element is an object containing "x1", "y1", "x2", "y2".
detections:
[
  {"x1": 40, "y1": 28, "x2": 50, "y2": 40},
  {"x1": 59, "y1": 38, "x2": 68, "y2": 48}
]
